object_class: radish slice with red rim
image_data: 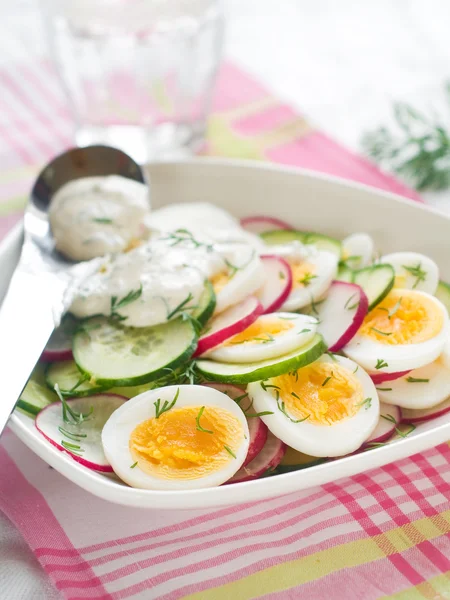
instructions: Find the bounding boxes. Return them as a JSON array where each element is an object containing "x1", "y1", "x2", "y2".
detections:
[
  {"x1": 202, "y1": 382, "x2": 268, "y2": 466},
  {"x1": 369, "y1": 370, "x2": 411, "y2": 384},
  {"x1": 194, "y1": 296, "x2": 263, "y2": 357},
  {"x1": 226, "y1": 431, "x2": 286, "y2": 483},
  {"x1": 401, "y1": 398, "x2": 450, "y2": 423},
  {"x1": 257, "y1": 255, "x2": 293, "y2": 314},
  {"x1": 41, "y1": 314, "x2": 78, "y2": 362},
  {"x1": 240, "y1": 215, "x2": 291, "y2": 234},
  {"x1": 316, "y1": 281, "x2": 368, "y2": 352},
  {"x1": 35, "y1": 394, "x2": 127, "y2": 472},
  {"x1": 363, "y1": 403, "x2": 401, "y2": 447}
]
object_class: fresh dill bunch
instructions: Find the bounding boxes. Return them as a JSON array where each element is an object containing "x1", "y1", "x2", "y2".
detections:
[{"x1": 361, "y1": 93, "x2": 450, "y2": 191}]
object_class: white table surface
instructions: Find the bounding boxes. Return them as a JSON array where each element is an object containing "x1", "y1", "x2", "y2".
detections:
[{"x1": 2, "y1": 0, "x2": 450, "y2": 597}]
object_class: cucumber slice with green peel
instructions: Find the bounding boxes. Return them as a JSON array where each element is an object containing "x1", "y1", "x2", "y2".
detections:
[
  {"x1": 277, "y1": 447, "x2": 327, "y2": 473},
  {"x1": 261, "y1": 230, "x2": 342, "y2": 258},
  {"x1": 192, "y1": 280, "x2": 216, "y2": 326},
  {"x1": 435, "y1": 281, "x2": 450, "y2": 313},
  {"x1": 46, "y1": 360, "x2": 109, "y2": 397},
  {"x1": 352, "y1": 264, "x2": 395, "y2": 310},
  {"x1": 196, "y1": 333, "x2": 326, "y2": 384},
  {"x1": 73, "y1": 316, "x2": 198, "y2": 386},
  {"x1": 336, "y1": 263, "x2": 354, "y2": 283},
  {"x1": 17, "y1": 364, "x2": 58, "y2": 416},
  {"x1": 46, "y1": 359, "x2": 174, "y2": 399}
]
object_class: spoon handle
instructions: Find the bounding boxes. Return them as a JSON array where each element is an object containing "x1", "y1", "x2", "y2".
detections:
[{"x1": 0, "y1": 269, "x2": 66, "y2": 435}]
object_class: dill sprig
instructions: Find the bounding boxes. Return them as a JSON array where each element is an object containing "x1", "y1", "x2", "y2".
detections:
[
  {"x1": 402, "y1": 263, "x2": 427, "y2": 289},
  {"x1": 154, "y1": 388, "x2": 180, "y2": 418},
  {"x1": 161, "y1": 228, "x2": 214, "y2": 252},
  {"x1": 110, "y1": 285, "x2": 143, "y2": 321},
  {"x1": 361, "y1": 96, "x2": 450, "y2": 191},
  {"x1": 276, "y1": 392, "x2": 310, "y2": 424},
  {"x1": 298, "y1": 272, "x2": 318, "y2": 287},
  {"x1": 54, "y1": 384, "x2": 93, "y2": 426},
  {"x1": 196, "y1": 406, "x2": 214, "y2": 434},
  {"x1": 375, "y1": 358, "x2": 389, "y2": 370}
]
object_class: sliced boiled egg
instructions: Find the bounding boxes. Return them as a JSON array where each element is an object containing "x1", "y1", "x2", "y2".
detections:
[
  {"x1": 206, "y1": 313, "x2": 319, "y2": 363},
  {"x1": 377, "y1": 335, "x2": 450, "y2": 409},
  {"x1": 342, "y1": 233, "x2": 375, "y2": 269},
  {"x1": 276, "y1": 247, "x2": 338, "y2": 311},
  {"x1": 210, "y1": 244, "x2": 265, "y2": 314},
  {"x1": 247, "y1": 355, "x2": 379, "y2": 457},
  {"x1": 382, "y1": 251, "x2": 439, "y2": 295},
  {"x1": 102, "y1": 385, "x2": 249, "y2": 490},
  {"x1": 344, "y1": 289, "x2": 448, "y2": 373}
]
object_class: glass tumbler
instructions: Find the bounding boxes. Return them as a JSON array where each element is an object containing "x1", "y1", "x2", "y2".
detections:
[{"x1": 42, "y1": 0, "x2": 224, "y2": 163}]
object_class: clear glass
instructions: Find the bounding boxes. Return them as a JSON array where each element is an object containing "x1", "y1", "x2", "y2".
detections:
[{"x1": 43, "y1": 0, "x2": 224, "y2": 163}]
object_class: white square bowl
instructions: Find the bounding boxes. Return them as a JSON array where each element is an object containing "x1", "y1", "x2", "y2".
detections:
[{"x1": 1, "y1": 158, "x2": 450, "y2": 510}]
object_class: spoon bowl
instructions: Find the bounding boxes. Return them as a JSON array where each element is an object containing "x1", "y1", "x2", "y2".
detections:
[
  {"x1": 0, "y1": 145, "x2": 145, "y2": 436},
  {"x1": 27, "y1": 145, "x2": 145, "y2": 265}
]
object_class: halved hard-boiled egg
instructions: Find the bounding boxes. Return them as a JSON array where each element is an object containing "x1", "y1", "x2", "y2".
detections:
[
  {"x1": 377, "y1": 335, "x2": 450, "y2": 409},
  {"x1": 344, "y1": 289, "x2": 448, "y2": 373},
  {"x1": 248, "y1": 355, "x2": 379, "y2": 457},
  {"x1": 206, "y1": 313, "x2": 319, "y2": 363},
  {"x1": 277, "y1": 246, "x2": 338, "y2": 311},
  {"x1": 382, "y1": 251, "x2": 439, "y2": 295},
  {"x1": 102, "y1": 385, "x2": 249, "y2": 490},
  {"x1": 210, "y1": 244, "x2": 265, "y2": 314},
  {"x1": 342, "y1": 233, "x2": 375, "y2": 269}
]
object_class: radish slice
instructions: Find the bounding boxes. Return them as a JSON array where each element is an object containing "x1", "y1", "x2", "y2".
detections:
[
  {"x1": 194, "y1": 296, "x2": 263, "y2": 357},
  {"x1": 316, "y1": 281, "x2": 368, "y2": 352},
  {"x1": 41, "y1": 315, "x2": 78, "y2": 362},
  {"x1": 257, "y1": 255, "x2": 293, "y2": 314},
  {"x1": 202, "y1": 382, "x2": 268, "y2": 466},
  {"x1": 401, "y1": 398, "x2": 450, "y2": 423},
  {"x1": 35, "y1": 394, "x2": 127, "y2": 472},
  {"x1": 227, "y1": 431, "x2": 286, "y2": 483},
  {"x1": 369, "y1": 370, "x2": 411, "y2": 384},
  {"x1": 364, "y1": 403, "x2": 401, "y2": 446},
  {"x1": 240, "y1": 215, "x2": 291, "y2": 234}
]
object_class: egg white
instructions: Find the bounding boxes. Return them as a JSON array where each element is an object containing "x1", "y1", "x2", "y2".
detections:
[
  {"x1": 213, "y1": 244, "x2": 266, "y2": 314},
  {"x1": 206, "y1": 313, "x2": 319, "y2": 363},
  {"x1": 344, "y1": 292, "x2": 449, "y2": 373},
  {"x1": 382, "y1": 251, "x2": 439, "y2": 295},
  {"x1": 342, "y1": 233, "x2": 375, "y2": 269},
  {"x1": 102, "y1": 385, "x2": 249, "y2": 490},
  {"x1": 281, "y1": 250, "x2": 339, "y2": 311},
  {"x1": 247, "y1": 355, "x2": 379, "y2": 457},
  {"x1": 377, "y1": 335, "x2": 450, "y2": 409}
]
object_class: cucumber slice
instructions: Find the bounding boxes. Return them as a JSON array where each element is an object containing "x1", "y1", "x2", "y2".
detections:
[
  {"x1": 277, "y1": 447, "x2": 327, "y2": 473},
  {"x1": 261, "y1": 230, "x2": 342, "y2": 258},
  {"x1": 46, "y1": 360, "x2": 109, "y2": 397},
  {"x1": 435, "y1": 280, "x2": 450, "y2": 313},
  {"x1": 73, "y1": 316, "x2": 198, "y2": 386},
  {"x1": 192, "y1": 280, "x2": 216, "y2": 326},
  {"x1": 17, "y1": 364, "x2": 58, "y2": 416},
  {"x1": 353, "y1": 264, "x2": 395, "y2": 310},
  {"x1": 196, "y1": 333, "x2": 326, "y2": 384},
  {"x1": 46, "y1": 359, "x2": 172, "y2": 399},
  {"x1": 336, "y1": 263, "x2": 354, "y2": 283}
]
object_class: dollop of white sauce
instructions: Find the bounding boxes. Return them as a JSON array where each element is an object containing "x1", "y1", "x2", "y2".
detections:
[
  {"x1": 49, "y1": 175, "x2": 150, "y2": 261},
  {"x1": 145, "y1": 202, "x2": 266, "y2": 252}
]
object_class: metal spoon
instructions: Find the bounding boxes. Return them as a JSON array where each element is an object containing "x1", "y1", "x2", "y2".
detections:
[{"x1": 0, "y1": 145, "x2": 145, "y2": 435}]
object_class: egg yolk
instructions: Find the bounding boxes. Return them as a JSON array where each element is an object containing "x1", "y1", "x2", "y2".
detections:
[
  {"x1": 225, "y1": 317, "x2": 294, "y2": 346},
  {"x1": 129, "y1": 406, "x2": 243, "y2": 480},
  {"x1": 271, "y1": 362, "x2": 363, "y2": 425},
  {"x1": 210, "y1": 271, "x2": 231, "y2": 293},
  {"x1": 290, "y1": 261, "x2": 317, "y2": 289},
  {"x1": 359, "y1": 289, "x2": 443, "y2": 345}
]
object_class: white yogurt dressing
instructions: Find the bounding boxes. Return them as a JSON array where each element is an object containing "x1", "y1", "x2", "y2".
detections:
[
  {"x1": 145, "y1": 202, "x2": 266, "y2": 251},
  {"x1": 69, "y1": 234, "x2": 264, "y2": 328},
  {"x1": 49, "y1": 175, "x2": 150, "y2": 261}
]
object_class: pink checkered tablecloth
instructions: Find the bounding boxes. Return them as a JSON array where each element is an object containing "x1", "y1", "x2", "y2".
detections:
[{"x1": 2, "y1": 28, "x2": 450, "y2": 600}]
